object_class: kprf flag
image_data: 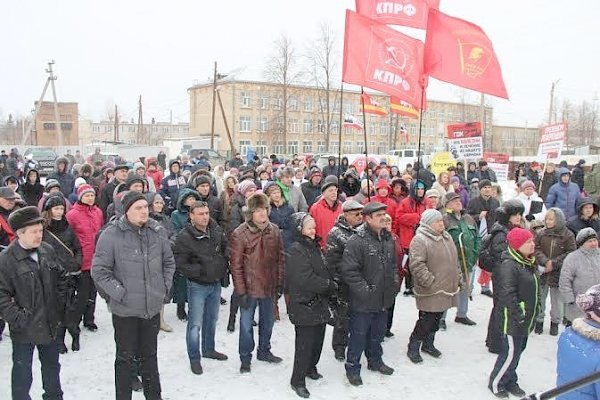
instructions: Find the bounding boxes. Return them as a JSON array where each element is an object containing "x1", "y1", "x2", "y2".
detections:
[
  {"x1": 343, "y1": 9, "x2": 425, "y2": 107},
  {"x1": 355, "y1": 0, "x2": 440, "y2": 29},
  {"x1": 343, "y1": 114, "x2": 364, "y2": 130},
  {"x1": 390, "y1": 96, "x2": 420, "y2": 119},
  {"x1": 360, "y1": 93, "x2": 388, "y2": 116},
  {"x1": 424, "y1": 9, "x2": 508, "y2": 99}
]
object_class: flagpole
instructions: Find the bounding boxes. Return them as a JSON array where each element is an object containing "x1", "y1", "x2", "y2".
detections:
[
  {"x1": 415, "y1": 85, "x2": 426, "y2": 183},
  {"x1": 360, "y1": 86, "x2": 371, "y2": 202},
  {"x1": 337, "y1": 83, "x2": 344, "y2": 178}
]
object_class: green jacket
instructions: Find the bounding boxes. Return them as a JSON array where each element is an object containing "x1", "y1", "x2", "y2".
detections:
[{"x1": 443, "y1": 210, "x2": 481, "y2": 271}]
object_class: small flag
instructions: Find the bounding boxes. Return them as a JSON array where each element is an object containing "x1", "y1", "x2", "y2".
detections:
[
  {"x1": 360, "y1": 93, "x2": 388, "y2": 116},
  {"x1": 343, "y1": 114, "x2": 364, "y2": 130}
]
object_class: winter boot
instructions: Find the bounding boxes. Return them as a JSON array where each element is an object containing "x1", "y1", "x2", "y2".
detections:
[
  {"x1": 421, "y1": 333, "x2": 442, "y2": 358},
  {"x1": 550, "y1": 322, "x2": 559, "y2": 336},
  {"x1": 407, "y1": 336, "x2": 423, "y2": 364},
  {"x1": 177, "y1": 303, "x2": 187, "y2": 321},
  {"x1": 534, "y1": 321, "x2": 543, "y2": 334},
  {"x1": 160, "y1": 306, "x2": 173, "y2": 332},
  {"x1": 70, "y1": 329, "x2": 80, "y2": 352},
  {"x1": 57, "y1": 327, "x2": 68, "y2": 354},
  {"x1": 131, "y1": 376, "x2": 143, "y2": 392},
  {"x1": 438, "y1": 319, "x2": 447, "y2": 331},
  {"x1": 0, "y1": 318, "x2": 5, "y2": 340}
]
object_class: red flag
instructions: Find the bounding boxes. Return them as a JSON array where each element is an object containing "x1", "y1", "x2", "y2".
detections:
[
  {"x1": 390, "y1": 96, "x2": 420, "y2": 119},
  {"x1": 360, "y1": 93, "x2": 388, "y2": 116},
  {"x1": 342, "y1": 10, "x2": 425, "y2": 107},
  {"x1": 424, "y1": 9, "x2": 508, "y2": 99},
  {"x1": 355, "y1": 0, "x2": 440, "y2": 29}
]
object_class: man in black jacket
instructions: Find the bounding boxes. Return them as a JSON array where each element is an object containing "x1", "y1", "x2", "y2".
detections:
[
  {"x1": 98, "y1": 164, "x2": 129, "y2": 219},
  {"x1": 173, "y1": 201, "x2": 229, "y2": 375},
  {"x1": 0, "y1": 206, "x2": 68, "y2": 399},
  {"x1": 341, "y1": 202, "x2": 400, "y2": 386},
  {"x1": 325, "y1": 200, "x2": 364, "y2": 361},
  {"x1": 467, "y1": 179, "x2": 500, "y2": 233},
  {"x1": 191, "y1": 175, "x2": 223, "y2": 226}
]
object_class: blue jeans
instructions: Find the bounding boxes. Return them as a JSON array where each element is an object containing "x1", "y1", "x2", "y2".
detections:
[
  {"x1": 186, "y1": 281, "x2": 221, "y2": 361},
  {"x1": 239, "y1": 296, "x2": 275, "y2": 363},
  {"x1": 12, "y1": 340, "x2": 63, "y2": 400},
  {"x1": 345, "y1": 311, "x2": 387, "y2": 375}
]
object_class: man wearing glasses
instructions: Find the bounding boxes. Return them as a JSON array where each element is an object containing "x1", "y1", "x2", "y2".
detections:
[{"x1": 0, "y1": 186, "x2": 20, "y2": 247}]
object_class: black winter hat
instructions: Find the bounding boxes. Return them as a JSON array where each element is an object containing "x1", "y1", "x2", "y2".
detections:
[
  {"x1": 114, "y1": 164, "x2": 130, "y2": 172},
  {"x1": 479, "y1": 179, "x2": 492, "y2": 189},
  {"x1": 125, "y1": 175, "x2": 145, "y2": 190},
  {"x1": 43, "y1": 193, "x2": 66, "y2": 211},
  {"x1": 194, "y1": 175, "x2": 212, "y2": 187},
  {"x1": 503, "y1": 199, "x2": 525, "y2": 217},
  {"x1": 122, "y1": 191, "x2": 147, "y2": 214},
  {"x1": 321, "y1": 175, "x2": 339, "y2": 193},
  {"x1": 8, "y1": 206, "x2": 44, "y2": 231},
  {"x1": 290, "y1": 212, "x2": 310, "y2": 234}
]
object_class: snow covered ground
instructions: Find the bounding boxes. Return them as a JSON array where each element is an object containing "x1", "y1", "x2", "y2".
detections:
[{"x1": 0, "y1": 283, "x2": 559, "y2": 400}]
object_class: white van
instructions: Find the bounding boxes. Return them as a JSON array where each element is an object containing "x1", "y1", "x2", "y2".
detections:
[{"x1": 387, "y1": 149, "x2": 431, "y2": 171}]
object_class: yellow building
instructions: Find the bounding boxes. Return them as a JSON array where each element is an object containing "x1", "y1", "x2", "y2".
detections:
[{"x1": 188, "y1": 79, "x2": 493, "y2": 157}]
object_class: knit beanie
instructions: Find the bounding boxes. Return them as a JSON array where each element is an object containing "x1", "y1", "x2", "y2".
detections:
[
  {"x1": 576, "y1": 284, "x2": 600, "y2": 318},
  {"x1": 520, "y1": 180, "x2": 536, "y2": 191},
  {"x1": 44, "y1": 179, "x2": 61, "y2": 192},
  {"x1": 43, "y1": 193, "x2": 66, "y2": 211},
  {"x1": 507, "y1": 227, "x2": 533, "y2": 250},
  {"x1": 237, "y1": 180, "x2": 257, "y2": 197},
  {"x1": 263, "y1": 181, "x2": 280, "y2": 195},
  {"x1": 122, "y1": 191, "x2": 146, "y2": 214},
  {"x1": 77, "y1": 184, "x2": 96, "y2": 202},
  {"x1": 576, "y1": 227, "x2": 599, "y2": 247},
  {"x1": 420, "y1": 209, "x2": 443, "y2": 227},
  {"x1": 74, "y1": 177, "x2": 87, "y2": 189}
]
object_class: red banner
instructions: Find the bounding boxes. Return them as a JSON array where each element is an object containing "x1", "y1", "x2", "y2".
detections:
[
  {"x1": 342, "y1": 9, "x2": 425, "y2": 107},
  {"x1": 355, "y1": 0, "x2": 440, "y2": 30},
  {"x1": 424, "y1": 9, "x2": 508, "y2": 99},
  {"x1": 447, "y1": 122, "x2": 482, "y2": 139},
  {"x1": 390, "y1": 96, "x2": 420, "y2": 119},
  {"x1": 482, "y1": 152, "x2": 509, "y2": 164},
  {"x1": 360, "y1": 93, "x2": 388, "y2": 116}
]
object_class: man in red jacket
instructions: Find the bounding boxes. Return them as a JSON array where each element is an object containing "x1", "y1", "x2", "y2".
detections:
[
  {"x1": 365, "y1": 180, "x2": 398, "y2": 233},
  {"x1": 395, "y1": 180, "x2": 428, "y2": 296},
  {"x1": 309, "y1": 176, "x2": 342, "y2": 248}
]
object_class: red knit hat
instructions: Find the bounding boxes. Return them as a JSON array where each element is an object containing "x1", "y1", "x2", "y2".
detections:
[
  {"x1": 507, "y1": 227, "x2": 533, "y2": 250},
  {"x1": 77, "y1": 184, "x2": 96, "y2": 201}
]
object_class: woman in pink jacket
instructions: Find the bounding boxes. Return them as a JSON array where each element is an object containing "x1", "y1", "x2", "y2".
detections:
[{"x1": 66, "y1": 184, "x2": 104, "y2": 332}]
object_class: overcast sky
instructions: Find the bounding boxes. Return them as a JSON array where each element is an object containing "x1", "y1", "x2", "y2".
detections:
[{"x1": 2, "y1": 0, "x2": 598, "y2": 128}]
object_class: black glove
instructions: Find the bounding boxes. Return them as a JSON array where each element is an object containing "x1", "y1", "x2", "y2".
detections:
[
  {"x1": 276, "y1": 286, "x2": 284, "y2": 299},
  {"x1": 525, "y1": 214, "x2": 535, "y2": 222},
  {"x1": 238, "y1": 294, "x2": 250, "y2": 309}
]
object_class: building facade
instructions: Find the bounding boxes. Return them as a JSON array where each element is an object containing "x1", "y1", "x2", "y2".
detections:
[
  {"x1": 79, "y1": 120, "x2": 190, "y2": 146},
  {"x1": 188, "y1": 79, "x2": 493, "y2": 157},
  {"x1": 34, "y1": 101, "x2": 79, "y2": 146},
  {"x1": 490, "y1": 125, "x2": 541, "y2": 156}
]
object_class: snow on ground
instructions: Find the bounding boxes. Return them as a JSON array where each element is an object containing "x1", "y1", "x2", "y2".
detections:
[{"x1": 0, "y1": 283, "x2": 559, "y2": 400}]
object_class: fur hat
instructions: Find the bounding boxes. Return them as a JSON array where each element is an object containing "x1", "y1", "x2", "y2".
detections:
[
  {"x1": 43, "y1": 193, "x2": 66, "y2": 211},
  {"x1": 576, "y1": 284, "x2": 600, "y2": 318},
  {"x1": 77, "y1": 184, "x2": 96, "y2": 202},
  {"x1": 576, "y1": 227, "x2": 599, "y2": 247},
  {"x1": 507, "y1": 228, "x2": 533, "y2": 250},
  {"x1": 194, "y1": 175, "x2": 212, "y2": 188},
  {"x1": 122, "y1": 191, "x2": 146, "y2": 214},
  {"x1": 243, "y1": 193, "x2": 270, "y2": 221},
  {"x1": 8, "y1": 206, "x2": 44, "y2": 232}
]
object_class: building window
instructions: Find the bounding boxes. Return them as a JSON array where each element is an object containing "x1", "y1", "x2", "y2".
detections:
[
  {"x1": 239, "y1": 140, "x2": 251, "y2": 156},
  {"x1": 317, "y1": 141, "x2": 326, "y2": 152},
  {"x1": 378, "y1": 141, "x2": 387, "y2": 154},
  {"x1": 43, "y1": 123, "x2": 56, "y2": 130},
  {"x1": 331, "y1": 99, "x2": 341, "y2": 113},
  {"x1": 259, "y1": 95, "x2": 269, "y2": 109},
  {"x1": 273, "y1": 141, "x2": 285, "y2": 155},
  {"x1": 319, "y1": 99, "x2": 327, "y2": 113},
  {"x1": 330, "y1": 120, "x2": 339, "y2": 134},
  {"x1": 239, "y1": 116, "x2": 251, "y2": 132},
  {"x1": 162, "y1": 127, "x2": 169, "y2": 134},
  {"x1": 257, "y1": 117, "x2": 268, "y2": 132},
  {"x1": 240, "y1": 92, "x2": 251, "y2": 108},
  {"x1": 330, "y1": 142, "x2": 339, "y2": 154},
  {"x1": 369, "y1": 141, "x2": 376, "y2": 152},
  {"x1": 344, "y1": 141, "x2": 353, "y2": 153},
  {"x1": 356, "y1": 141, "x2": 365, "y2": 153},
  {"x1": 303, "y1": 119, "x2": 313, "y2": 134},
  {"x1": 343, "y1": 103, "x2": 353, "y2": 114},
  {"x1": 256, "y1": 140, "x2": 268, "y2": 156},
  {"x1": 93, "y1": 126, "x2": 101, "y2": 133},
  {"x1": 288, "y1": 97, "x2": 298, "y2": 111},
  {"x1": 303, "y1": 97, "x2": 313, "y2": 112},
  {"x1": 288, "y1": 119, "x2": 299, "y2": 133},
  {"x1": 273, "y1": 96, "x2": 282, "y2": 110},
  {"x1": 317, "y1": 120, "x2": 326, "y2": 133},
  {"x1": 287, "y1": 141, "x2": 299, "y2": 155},
  {"x1": 303, "y1": 141, "x2": 312, "y2": 153},
  {"x1": 152, "y1": 126, "x2": 158, "y2": 133},
  {"x1": 275, "y1": 117, "x2": 284, "y2": 132},
  {"x1": 381, "y1": 122, "x2": 388, "y2": 136}
]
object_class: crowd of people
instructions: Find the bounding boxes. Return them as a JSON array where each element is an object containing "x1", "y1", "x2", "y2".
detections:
[{"x1": 0, "y1": 148, "x2": 599, "y2": 400}]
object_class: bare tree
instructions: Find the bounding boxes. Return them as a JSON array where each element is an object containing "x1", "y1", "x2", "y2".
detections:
[
  {"x1": 307, "y1": 23, "x2": 340, "y2": 152},
  {"x1": 265, "y1": 34, "x2": 302, "y2": 155},
  {"x1": 558, "y1": 97, "x2": 599, "y2": 147}
]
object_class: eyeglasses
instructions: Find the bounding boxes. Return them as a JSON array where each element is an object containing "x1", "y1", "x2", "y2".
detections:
[{"x1": 349, "y1": 211, "x2": 363, "y2": 217}]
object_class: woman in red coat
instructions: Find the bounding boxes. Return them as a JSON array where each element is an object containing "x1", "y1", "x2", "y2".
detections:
[
  {"x1": 395, "y1": 180, "x2": 428, "y2": 296},
  {"x1": 309, "y1": 178, "x2": 342, "y2": 249},
  {"x1": 65, "y1": 184, "x2": 105, "y2": 332},
  {"x1": 365, "y1": 180, "x2": 398, "y2": 232}
]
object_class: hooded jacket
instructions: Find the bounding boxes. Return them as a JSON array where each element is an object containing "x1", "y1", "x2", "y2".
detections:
[
  {"x1": 534, "y1": 208, "x2": 576, "y2": 287},
  {"x1": 545, "y1": 168, "x2": 581, "y2": 220},
  {"x1": 19, "y1": 169, "x2": 44, "y2": 206},
  {"x1": 48, "y1": 157, "x2": 75, "y2": 198},
  {"x1": 559, "y1": 246, "x2": 600, "y2": 322},
  {"x1": 300, "y1": 179, "x2": 323, "y2": 208},
  {"x1": 268, "y1": 200, "x2": 295, "y2": 250},
  {"x1": 322, "y1": 157, "x2": 339, "y2": 178},
  {"x1": 326, "y1": 216, "x2": 360, "y2": 301},
  {"x1": 395, "y1": 180, "x2": 428, "y2": 248},
  {"x1": 170, "y1": 188, "x2": 201, "y2": 232},
  {"x1": 160, "y1": 160, "x2": 187, "y2": 208},
  {"x1": 66, "y1": 201, "x2": 104, "y2": 272},
  {"x1": 309, "y1": 196, "x2": 343, "y2": 249},
  {"x1": 566, "y1": 197, "x2": 600, "y2": 236}
]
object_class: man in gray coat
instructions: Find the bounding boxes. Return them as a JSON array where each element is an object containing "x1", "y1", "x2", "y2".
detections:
[{"x1": 92, "y1": 191, "x2": 175, "y2": 400}]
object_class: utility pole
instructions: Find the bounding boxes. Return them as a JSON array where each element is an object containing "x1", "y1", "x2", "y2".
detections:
[
  {"x1": 548, "y1": 80, "x2": 560, "y2": 125},
  {"x1": 114, "y1": 105, "x2": 119, "y2": 142},
  {"x1": 210, "y1": 61, "x2": 217, "y2": 150},
  {"x1": 137, "y1": 95, "x2": 144, "y2": 144},
  {"x1": 479, "y1": 92, "x2": 486, "y2": 148},
  {"x1": 47, "y1": 61, "x2": 63, "y2": 147}
]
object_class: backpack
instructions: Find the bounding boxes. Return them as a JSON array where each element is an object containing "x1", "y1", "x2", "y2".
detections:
[
  {"x1": 584, "y1": 170, "x2": 598, "y2": 196},
  {"x1": 478, "y1": 230, "x2": 500, "y2": 272}
]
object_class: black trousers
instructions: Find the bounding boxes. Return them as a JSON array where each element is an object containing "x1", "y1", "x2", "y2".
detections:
[
  {"x1": 75, "y1": 271, "x2": 97, "y2": 326},
  {"x1": 331, "y1": 301, "x2": 349, "y2": 352},
  {"x1": 386, "y1": 301, "x2": 396, "y2": 332},
  {"x1": 489, "y1": 335, "x2": 528, "y2": 392},
  {"x1": 486, "y1": 305, "x2": 502, "y2": 352},
  {"x1": 411, "y1": 311, "x2": 443, "y2": 341},
  {"x1": 112, "y1": 314, "x2": 161, "y2": 400},
  {"x1": 291, "y1": 324, "x2": 326, "y2": 387}
]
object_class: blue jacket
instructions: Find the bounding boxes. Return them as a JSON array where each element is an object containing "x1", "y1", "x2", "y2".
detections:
[
  {"x1": 557, "y1": 318, "x2": 600, "y2": 400},
  {"x1": 269, "y1": 202, "x2": 295, "y2": 250},
  {"x1": 160, "y1": 161, "x2": 187, "y2": 209},
  {"x1": 545, "y1": 169, "x2": 581, "y2": 220}
]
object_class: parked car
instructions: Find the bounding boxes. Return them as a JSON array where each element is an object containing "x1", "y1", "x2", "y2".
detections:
[
  {"x1": 186, "y1": 148, "x2": 228, "y2": 165},
  {"x1": 23, "y1": 147, "x2": 58, "y2": 176}
]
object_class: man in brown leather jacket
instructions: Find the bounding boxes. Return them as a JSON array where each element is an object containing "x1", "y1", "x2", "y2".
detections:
[{"x1": 229, "y1": 193, "x2": 285, "y2": 374}]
